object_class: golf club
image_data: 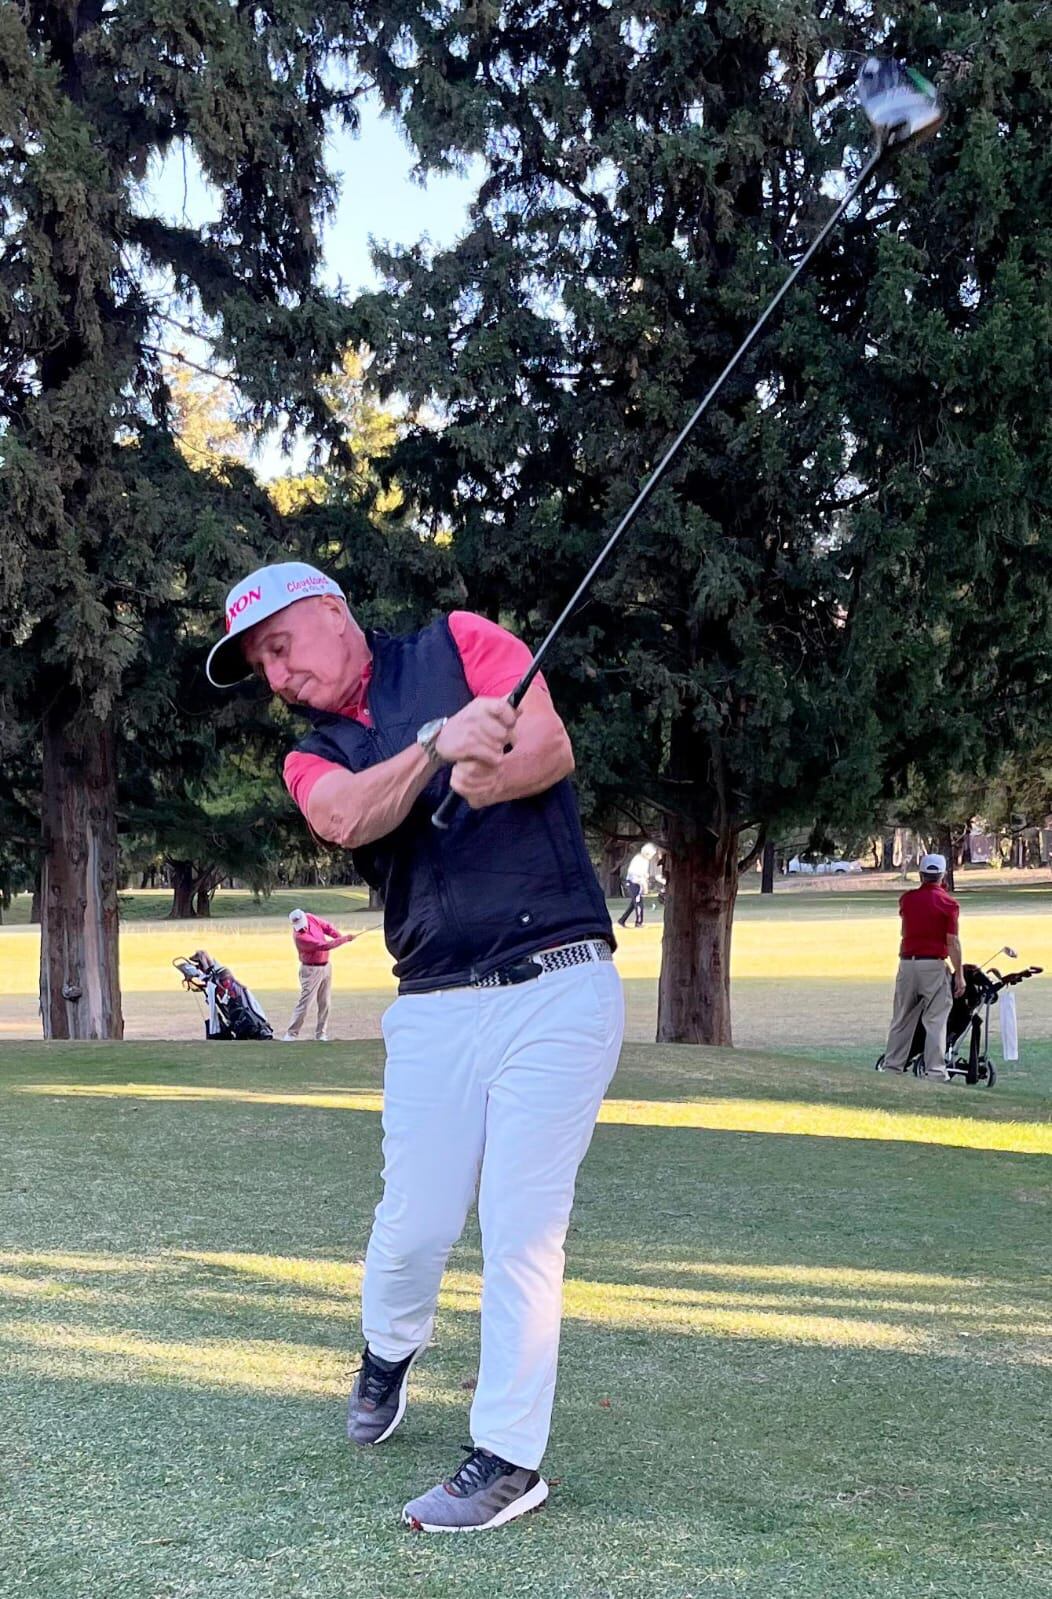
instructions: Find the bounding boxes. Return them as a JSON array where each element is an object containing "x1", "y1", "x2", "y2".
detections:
[
  {"x1": 981, "y1": 944, "x2": 1018, "y2": 970},
  {"x1": 432, "y1": 58, "x2": 944, "y2": 830}
]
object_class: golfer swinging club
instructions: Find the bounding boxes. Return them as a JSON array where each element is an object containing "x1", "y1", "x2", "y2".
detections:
[
  {"x1": 282, "y1": 907, "x2": 356, "y2": 1042},
  {"x1": 207, "y1": 563, "x2": 624, "y2": 1532}
]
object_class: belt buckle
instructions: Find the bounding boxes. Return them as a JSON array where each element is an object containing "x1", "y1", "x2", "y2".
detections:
[{"x1": 498, "y1": 956, "x2": 544, "y2": 986}]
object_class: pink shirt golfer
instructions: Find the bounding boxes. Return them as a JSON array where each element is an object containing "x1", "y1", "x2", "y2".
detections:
[{"x1": 293, "y1": 913, "x2": 345, "y2": 967}]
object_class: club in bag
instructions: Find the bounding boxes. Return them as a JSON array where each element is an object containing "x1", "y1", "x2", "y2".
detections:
[{"x1": 432, "y1": 58, "x2": 944, "y2": 830}]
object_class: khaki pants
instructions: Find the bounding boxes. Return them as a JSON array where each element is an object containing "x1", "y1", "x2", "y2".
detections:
[
  {"x1": 883, "y1": 959, "x2": 952, "y2": 1078},
  {"x1": 286, "y1": 962, "x2": 332, "y2": 1039}
]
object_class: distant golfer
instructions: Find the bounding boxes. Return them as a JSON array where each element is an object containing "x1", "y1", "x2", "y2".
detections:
[
  {"x1": 880, "y1": 853, "x2": 966, "y2": 1081},
  {"x1": 283, "y1": 907, "x2": 354, "y2": 1042},
  {"x1": 617, "y1": 843, "x2": 656, "y2": 928},
  {"x1": 206, "y1": 563, "x2": 623, "y2": 1533}
]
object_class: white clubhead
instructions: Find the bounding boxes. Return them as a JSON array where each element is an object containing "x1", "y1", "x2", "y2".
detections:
[{"x1": 857, "y1": 58, "x2": 945, "y2": 149}]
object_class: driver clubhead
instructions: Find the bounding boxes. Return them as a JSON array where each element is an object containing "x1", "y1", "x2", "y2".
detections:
[{"x1": 857, "y1": 58, "x2": 945, "y2": 151}]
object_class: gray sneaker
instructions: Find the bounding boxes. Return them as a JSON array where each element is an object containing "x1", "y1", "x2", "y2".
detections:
[
  {"x1": 347, "y1": 1345, "x2": 419, "y2": 1446},
  {"x1": 402, "y1": 1447, "x2": 549, "y2": 1532}
]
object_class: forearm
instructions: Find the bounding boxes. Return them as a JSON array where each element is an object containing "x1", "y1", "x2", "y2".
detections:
[
  {"x1": 947, "y1": 935, "x2": 963, "y2": 975},
  {"x1": 482, "y1": 719, "x2": 574, "y2": 804},
  {"x1": 305, "y1": 745, "x2": 436, "y2": 848}
]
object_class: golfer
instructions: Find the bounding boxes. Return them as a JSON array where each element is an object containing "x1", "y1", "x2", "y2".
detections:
[
  {"x1": 617, "y1": 843, "x2": 656, "y2": 928},
  {"x1": 207, "y1": 562, "x2": 624, "y2": 1532},
  {"x1": 880, "y1": 852, "x2": 965, "y2": 1081},
  {"x1": 283, "y1": 907, "x2": 354, "y2": 1042}
]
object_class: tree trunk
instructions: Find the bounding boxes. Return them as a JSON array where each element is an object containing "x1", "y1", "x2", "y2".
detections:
[
  {"x1": 760, "y1": 840, "x2": 775, "y2": 895},
  {"x1": 881, "y1": 830, "x2": 897, "y2": 872},
  {"x1": 601, "y1": 836, "x2": 624, "y2": 898},
  {"x1": 30, "y1": 867, "x2": 41, "y2": 924},
  {"x1": 368, "y1": 885, "x2": 385, "y2": 912},
  {"x1": 39, "y1": 704, "x2": 123, "y2": 1040},
  {"x1": 168, "y1": 861, "x2": 196, "y2": 918},
  {"x1": 194, "y1": 881, "x2": 212, "y2": 918},
  {"x1": 938, "y1": 825, "x2": 955, "y2": 892},
  {"x1": 657, "y1": 817, "x2": 738, "y2": 1045}
]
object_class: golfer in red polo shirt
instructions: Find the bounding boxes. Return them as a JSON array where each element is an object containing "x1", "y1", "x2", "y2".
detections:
[
  {"x1": 880, "y1": 853, "x2": 966, "y2": 1081},
  {"x1": 283, "y1": 908, "x2": 354, "y2": 1042}
]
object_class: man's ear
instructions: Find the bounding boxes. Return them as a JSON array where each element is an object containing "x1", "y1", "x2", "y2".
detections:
[{"x1": 318, "y1": 594, "x2": 349, "y2": 633}]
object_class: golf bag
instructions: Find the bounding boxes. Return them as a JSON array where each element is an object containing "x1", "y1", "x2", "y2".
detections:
[
  {"x1": 876, "y1": 962, "x2": 1042, "y2": 1087},
  {"x1": 173, "y1": 950, "x2": 274, "y2": 1041}
]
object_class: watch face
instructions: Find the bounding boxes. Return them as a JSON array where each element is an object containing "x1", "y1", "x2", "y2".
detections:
[{"x1": 417, "y1": 718, "x2": 444, "y2": 744}]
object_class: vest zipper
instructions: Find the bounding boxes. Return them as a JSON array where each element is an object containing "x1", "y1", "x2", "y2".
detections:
[{"x1": 367, "y1": 690, "x2": 473, "y2": 974}]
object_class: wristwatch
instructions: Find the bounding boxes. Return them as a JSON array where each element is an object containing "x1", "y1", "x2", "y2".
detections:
[{"x1": 416, "y1": 716, "x2": 449, "y2": 766}]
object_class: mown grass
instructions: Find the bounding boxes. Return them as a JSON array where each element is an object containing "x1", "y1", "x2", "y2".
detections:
[{"x1": 1, "y1": 1040, "x2": 1049, "y2": 1598}]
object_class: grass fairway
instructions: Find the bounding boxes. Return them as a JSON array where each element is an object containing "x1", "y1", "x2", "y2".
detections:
[
  {"x1": 3, "y1": 879, "x2": 1052, "y2": 1051},
  {"x1": 1, "y1": 1041, "x2": 1050, "y2": 1597}
]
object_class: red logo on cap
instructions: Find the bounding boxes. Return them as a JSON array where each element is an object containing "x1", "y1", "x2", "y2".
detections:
[
  {"x1": 226, "y1": 587, "x2": 262, "y2": 632},
  {"x1": 287, "y1": 575, "x2": 330, "y2": 595}
]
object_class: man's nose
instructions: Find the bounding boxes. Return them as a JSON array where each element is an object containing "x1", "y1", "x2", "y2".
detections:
[{"x1": 266, "y1": 660, "x2": 290, "y2": 691}]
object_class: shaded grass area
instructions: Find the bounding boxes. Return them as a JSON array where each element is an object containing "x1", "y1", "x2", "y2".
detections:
[{"x1": 1, "y1": 1042, "x2": 1049, "y2": 1598}]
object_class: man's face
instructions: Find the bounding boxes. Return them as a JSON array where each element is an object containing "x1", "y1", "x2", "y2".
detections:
[{"x1": 241, "y1": 596, "x2": 366, "y2": 712}]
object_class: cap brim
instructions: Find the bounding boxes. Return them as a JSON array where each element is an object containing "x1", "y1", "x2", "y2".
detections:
[{"x1": 206, "y1": 633, "x2": 253, "y2": 689}]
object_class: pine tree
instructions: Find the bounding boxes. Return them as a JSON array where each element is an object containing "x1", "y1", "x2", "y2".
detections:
[
  {"x1": 0, "y1": 2, "x2": 361, "y2": 1035},
  {"x1": 352, "y1": 1, "x2": 1052, "y2": 1040}
]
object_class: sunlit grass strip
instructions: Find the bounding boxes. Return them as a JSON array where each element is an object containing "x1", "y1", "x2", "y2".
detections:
[
  {"x1": 598, "y1": 1097, "x2": 1052, "y2": 1155},
  {"x1": 17, "y1": 1082, "x2": 1052, "y2": 1155},
  {"x1": 3, "y1": 1248, "x2": 1000, "y2": 1294},
  {"x1": 3, "y1": 907, "x2": 1050, "y2": 994},
  {"x1": 0, "y1": 1319, "x2": 350, "y2": 1396},
  {"x1": 14, "y1": 1083, "x2": 384, "y2": 1112},
  {"x1": 4, "y1": 1253, "x2": 1047, "y2": 1329}
]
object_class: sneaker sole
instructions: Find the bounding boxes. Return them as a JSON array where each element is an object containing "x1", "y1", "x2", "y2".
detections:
[
  {"x1": 403, "y1": 1478, "x2": 549, "y2": 1533},
  {"x1": 349, "y1": 1347, "x2": 421, "y2": 1447}
]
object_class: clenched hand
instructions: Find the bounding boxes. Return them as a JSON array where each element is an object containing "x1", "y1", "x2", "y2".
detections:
[{"x1": 435, "y1": 697, "x2": 519, "y2": 767}]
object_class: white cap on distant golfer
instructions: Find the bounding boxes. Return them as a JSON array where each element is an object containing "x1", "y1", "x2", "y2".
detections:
[
  {"x1": 919, "y1": 853, "x2": 947, "y2": 875},
  {"x1": 206, "y1": 562, "x2": 345, "y2": 687},
  {"x1": 289, "y1": 908, "x2": 308, "y2": 929}
]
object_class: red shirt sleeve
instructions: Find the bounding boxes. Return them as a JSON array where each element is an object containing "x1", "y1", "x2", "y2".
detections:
[
  {"x1": 284, "y1": 751, "x2": 342, "y2": 817},
  {"x1": 448, "y1": 611, "x2": 548, "y2": 699},
  {"x1": 944, "y1": 896, "x2": 960, "y2": 935},
  {"x1": 294, "y1": 925, "x2": 329, "y2": 958},
  {"x1": 316, "y1": 919, "x2": 341, "y2": 938}
]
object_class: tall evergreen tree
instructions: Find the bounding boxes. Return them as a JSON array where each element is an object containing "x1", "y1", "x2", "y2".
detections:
[
  {"x1": 352, "y1": 1, "x2": 1052, "y2": 1041},
  {"x1": 0, "y1": 2, "x2": 361, "y2": 1035}
]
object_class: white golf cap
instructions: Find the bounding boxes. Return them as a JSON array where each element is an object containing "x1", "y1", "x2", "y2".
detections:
[
  {"x1": 289, "y1": 908, "x2": 308, "y2": 928},
  {"x1": 206, "y1": 562, "x2": 345, "y2": 687},
  {"x1": 919, "y1": 853, "x2": 947, "y2": 875}
]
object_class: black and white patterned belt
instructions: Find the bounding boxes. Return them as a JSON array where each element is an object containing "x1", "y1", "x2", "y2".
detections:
[{"x1": 471, "y1": 939, "x2": 614, "y2": 989}]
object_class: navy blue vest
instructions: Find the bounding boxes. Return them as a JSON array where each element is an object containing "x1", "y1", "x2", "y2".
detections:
[{"x1": 295, "y1": 618, "x2": 614, "y2": 993}]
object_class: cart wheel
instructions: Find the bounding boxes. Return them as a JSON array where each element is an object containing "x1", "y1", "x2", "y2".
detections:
[{"x1": 984, "y1": 1061, "x2": 997, "y2": 1089}]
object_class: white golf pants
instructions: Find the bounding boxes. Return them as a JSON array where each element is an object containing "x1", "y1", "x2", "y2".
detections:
[{"x1": 362, "y1": 957, "x2": 624, "y2": 1470}]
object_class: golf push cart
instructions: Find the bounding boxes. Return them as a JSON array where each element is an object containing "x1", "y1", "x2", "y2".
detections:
[{"x1": 876, "y1": 953, "x2": 1042, "y2": 1087}]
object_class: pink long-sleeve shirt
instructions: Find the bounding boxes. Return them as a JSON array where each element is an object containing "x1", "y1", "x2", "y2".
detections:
[{"x1": 293, "y1": 914, "x2": 343, "y2": 967}]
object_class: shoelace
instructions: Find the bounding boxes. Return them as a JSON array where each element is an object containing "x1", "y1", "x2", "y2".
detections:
[
  {"x1": 356, "y1": 1349, "x2": 405, "y2": 1406},
  {"x1": 447, "y1": 1445, "x2": 514, "y2": 1497}
]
